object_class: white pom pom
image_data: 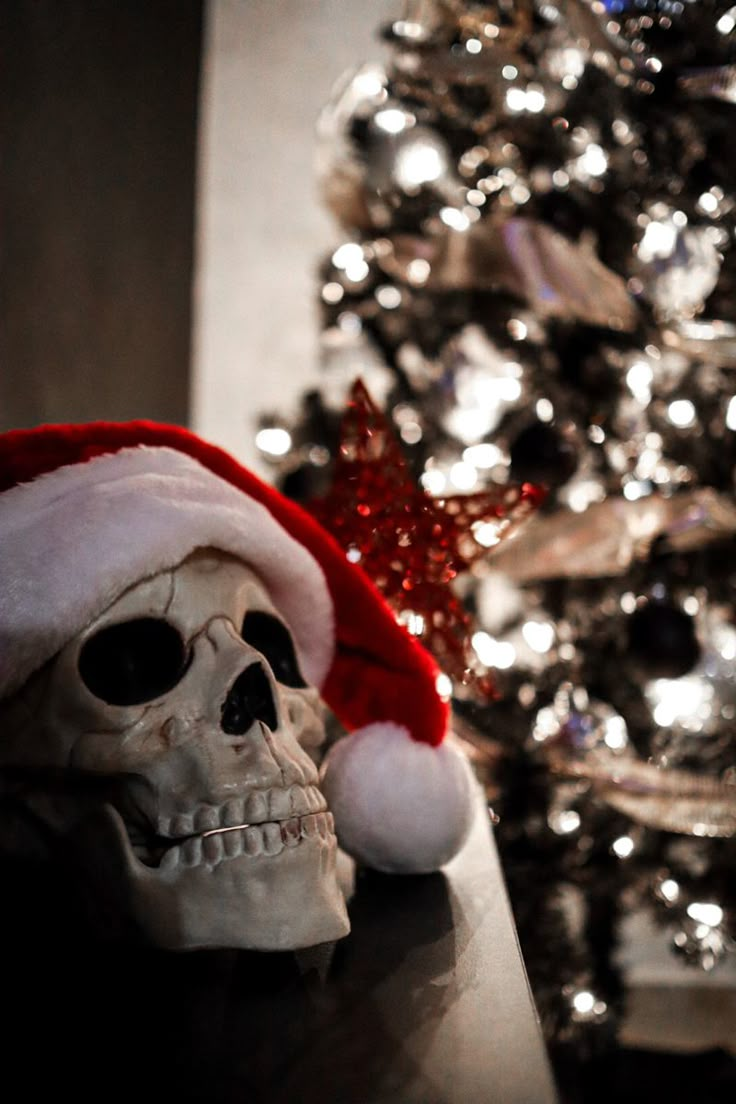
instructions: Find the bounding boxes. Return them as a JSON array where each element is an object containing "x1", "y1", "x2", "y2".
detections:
[{"x1": 320, "y1": 723, "x2": 475, "y2": 874}]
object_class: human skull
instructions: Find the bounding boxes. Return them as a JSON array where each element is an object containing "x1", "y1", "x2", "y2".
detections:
[{"x1": 0, "y1": 549, "x2": 350, "y2": 951}]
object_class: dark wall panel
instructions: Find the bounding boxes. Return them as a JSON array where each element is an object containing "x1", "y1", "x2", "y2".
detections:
[{"x1": 0, "y1": 0, "x2": 203, "y2": 430}]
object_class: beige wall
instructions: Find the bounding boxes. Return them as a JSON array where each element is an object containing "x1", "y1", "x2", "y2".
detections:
[{"x1": 192, "y1": 0, "x2": 395, "y2": 475}]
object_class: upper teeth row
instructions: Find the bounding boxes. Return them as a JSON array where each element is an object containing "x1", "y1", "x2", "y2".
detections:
[
  {"x1": 157, "y1": 784, "x2": 326, "y2": 838},
  {"x1": 157, "y1": 812, "x2": 336, "y2": 872}
]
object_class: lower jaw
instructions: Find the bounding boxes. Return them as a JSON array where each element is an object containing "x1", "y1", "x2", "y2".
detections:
[
  {"x1": 68, "y1": 805, "x2": 350, "y2": 951},
  {"x1": 129, "y1": 829, "x2": 351, "y2": 951}
]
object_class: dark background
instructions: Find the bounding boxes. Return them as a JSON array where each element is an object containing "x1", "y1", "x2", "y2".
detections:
[{"x1": 0, "y1": 0, "x2": 203, "y2": 430}]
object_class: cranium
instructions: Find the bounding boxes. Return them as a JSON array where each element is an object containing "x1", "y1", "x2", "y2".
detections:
[{"x1": 0, "y1": 548, "x2": 350, "y2": 951}]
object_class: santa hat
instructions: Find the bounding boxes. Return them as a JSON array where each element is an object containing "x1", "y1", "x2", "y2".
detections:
[{"x1": 0, "y1": 421, "x2": 473, "y2": 873}]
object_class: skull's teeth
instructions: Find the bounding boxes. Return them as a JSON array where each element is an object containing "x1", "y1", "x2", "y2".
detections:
[
  {"x1": 180, "y1": 835, "x2": 202, "y2": 868},
  {"x1": 160, "y1": 784, "x2": 327, "y2": 838},
  {"x1": 156, "y1": 812, "x2": 334, "y2": 872}
]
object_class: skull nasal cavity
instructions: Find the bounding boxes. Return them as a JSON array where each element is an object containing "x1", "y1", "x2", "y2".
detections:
[{"x1": 221, "y1": 663, "x2": 278, "y2": 735}]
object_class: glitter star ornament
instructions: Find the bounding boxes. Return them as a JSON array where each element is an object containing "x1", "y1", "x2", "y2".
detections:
[{"x1": 309, "y1": 380, "x2": 544, "y2": 698}]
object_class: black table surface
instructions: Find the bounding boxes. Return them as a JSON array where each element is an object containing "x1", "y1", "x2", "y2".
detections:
[{"x1": 0, "y1": 794, "x2": 557, "y2": 1104}]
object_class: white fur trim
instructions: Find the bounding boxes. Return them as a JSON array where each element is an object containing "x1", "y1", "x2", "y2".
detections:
[
  {"x1": 0, "y1": 446, "x2": 334, "y2": 698},
  {"x1": 320, "y1": 723, "x2": 474, "y2": 874}
]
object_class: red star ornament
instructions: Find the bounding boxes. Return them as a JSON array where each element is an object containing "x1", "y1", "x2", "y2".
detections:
[{"x1": 309, "y1": 380, "x2": 545, "y2": 700}]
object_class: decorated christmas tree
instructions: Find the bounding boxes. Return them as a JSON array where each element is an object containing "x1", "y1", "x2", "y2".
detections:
[{"x1": 256, "y1": 0, "x2": 736, "y2": 1083}]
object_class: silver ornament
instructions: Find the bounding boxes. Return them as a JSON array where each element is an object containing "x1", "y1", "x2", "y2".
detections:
[{"x1": 634, "y1": 206, "x2": 722, "y2": 321}]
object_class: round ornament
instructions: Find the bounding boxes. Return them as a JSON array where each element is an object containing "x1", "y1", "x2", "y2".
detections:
[
  {"x1": 634, "y1": 206, "x2": 723, "y2": 321},
  {"x1": 315, "y1": 63, "x2": 462, "y2": 233},
  {"x1": 509, "y1": 419, "x2": 579, "y2": 488},
  {"x1": 531, "y1": 685, "x2": 631, "y2": 768},
  {"x1": 627, "y1": 600, "x2": 701, "y2": 679}
]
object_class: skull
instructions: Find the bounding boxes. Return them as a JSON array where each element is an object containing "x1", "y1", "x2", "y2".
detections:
[{"x1": 0, "y1": 549, "x2": 350, "y2": 950}]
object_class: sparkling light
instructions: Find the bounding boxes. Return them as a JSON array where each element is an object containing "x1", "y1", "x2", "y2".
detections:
[
  {"x1": 322, "y1": 282, "x2": 344, "y2": 304},
  {"x1": 660, "y1": 878, "x2": 680, "y2": 903},
  {"x1": 649, "y1": 676, "x2": 711, "y2": 729},
  {"x1": 715, "y1": 622, "x2": 736, "y2": 661},
  {"x1": 506, "y1": 87, "x2": 528, "y2": 112},
  {"x1": 331, "y1": 244, "x2": 370, "y2": 284},
  {"x1": 576, "y1": 143, "x2": 608, "y2": 178},
  {"x1": 620, "y1": 592, "x2": 637, "y2": 614},
  {"x1": 375, "y1": 285, "x2": 402, "y2": 309},
  {"x1": 445, "y1": 408, "x2": 497, "y2": 443},
  {"x1": 638, "y1": 219, "x2": 678, "y2": 261},
  {"x1": 623, "y1": 480, "x2": 650, "y2": 502},
  {"x1": 522, "y1": 621, "x2": 555, "y2": 653},
  {"x1": 450, "y1": 461, "x2": 478, "y2": 491},
  {"x1": 343, "y1": 260, "x2": 369, "y2": 283},
  {"x1": 726, "y1": 396, "x2": 736, "y2": 430},
  {"x1": 572, "y1": 991, "x2": 595, "y2": 1014},
  {"x1": 687, "y1": 902, "x2": 724, "y2": 927},
  {"x1": 392, "y1": 19, "x2": 422, "y2": 38},
  {"x1": 421, "y1": 468, "x2": 447, "y2": 495},
  {"x1": 698, "y1": 191, "x2": 719, "y2": 215},
  {"x1": 472, "y1": 521, "x2": 501, "y2": 548},
  {"x1": 612, "y1": 835, "x2": 635, "y2": 858},
  {"x1": 532, "y1": 706, "x2": 559, "y2": 743},
  {"x1": 463, "y1": 443, "x2": 502, "y2": 468},
  {"x1": 399, "y1": 420, "x2": 422, "y2": 445},
  {"x1": 500, "y1": 378, "x2": 522, "y2": 401},
  {"x1": 567, "y1": 480, "x2": 606, "y2": 512},
  {"x1": 604, "y1": 715, "x2": 628, "y2": 750},
  {"x1": 436, "y1": 672, "x2": 453, "y2": 700},
  {"x1": 406, "y1": 258, "x2": 431, "y2": 284},
  {"x1": 353, "y1": 69, "x2": 386, "y2": 98},
  {"x1": 626, "y1": 360, "x2": 653, "y2": 403},
  {"x1": 399, "y1": 609, "x2": 425, "y2": 636},
  {"x1": 536, "y1": 398, "x2": 554, "y2": 422},
  {"x1": 502, "y1": 64, "x2": 518, "y2": 79},
  {"x1": 636, "y1": 448, "x2": 660, "y2": 479},
  {"x1": 717, "y1": 11, "x2": 736, "y2": 35},
  {"x1": 525, "y1": 86, "x2": 546, "y2": 113},
  {"x1": 472, "y1": 632, "x2": 516, "y2": 668},
  {"x1": 466, "y1": 37, "x2": 482, "y2": 53},
  {"x1": 440, "y1": 207, "x2": 471, "y2": 232},
  {"x1": 551, "y1": 809, "x2": 581, "y2": 834},
  {"x1": 395, "y1": 142, "x2": 445, "y2": 187},
  {"x1": 255, "y1": 427, "x2": 291, "y2": 456},
  {"x1": 375, "y1": 108, "x2": 410, "y2": 134},
  {"x1": 667, "y1": 399, "x2": 696, "y2": 428},
  {"x1": 332, "y1": 243, "x2": 364, "y2": 269},
  {"x1": 337, "y1": 311, "x2": 361, "y2": 334},
  {"x1": 569, "y1": 991, "x2": 610, "y2": 1018},
  {"x1": 549, "y1": 46, "x2": 586, "y2": 81}
]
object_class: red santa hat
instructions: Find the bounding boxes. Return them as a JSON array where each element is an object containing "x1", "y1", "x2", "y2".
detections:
[{"x1": 0, "y1": 421, "x2": 473, "y2": 873}]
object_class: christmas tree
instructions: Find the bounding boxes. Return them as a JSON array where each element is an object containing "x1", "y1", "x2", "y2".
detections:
[{"x1": 256, "y1": 0, "x2": 736, "y2": 1089}]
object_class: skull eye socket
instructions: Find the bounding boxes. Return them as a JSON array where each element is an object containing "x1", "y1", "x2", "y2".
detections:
[
  {"x1": 78, "y1": 618, "x2": 189, "y2": 706},
  {"x1": 241, "y1": 611, "x2": 306, "y2": 688}
]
